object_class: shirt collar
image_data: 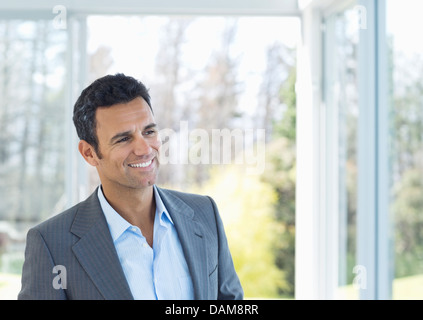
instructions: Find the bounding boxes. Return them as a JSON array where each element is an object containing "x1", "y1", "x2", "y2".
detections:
[
  {"x1": 97, "y1": 185, "x2": 173, "y2": 242},
  {"x1": 153, "y1": 185, "x2": 174, "y2": 226}
]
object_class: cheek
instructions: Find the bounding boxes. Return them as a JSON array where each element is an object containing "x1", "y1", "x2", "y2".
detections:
[
  {"x1": 106, "y1": 148, "x2": 131, "y2": 167},
  {"x1": 152, "y1": 138, "x2": 162, "y2": 152}
]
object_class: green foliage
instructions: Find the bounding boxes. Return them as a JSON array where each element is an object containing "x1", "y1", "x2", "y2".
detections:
[
  {"x1": 259, "y1": 65, "x2": 297, "y2": 296},
  {"x1": 389, "y1": 53, "x2": 423, "y2": 280},
  {"x1": 195, "y1": 165, "x2": 287, "y2": 298},
  {"x1": 392, "y1": 165, "x2": 423, "y2": 277},
  {"x1": 274, "y1": 67, "x2": 296, "y2": 142},
  {"x1": 260, "y1": 137, "x2": 296, "y2": 296}
]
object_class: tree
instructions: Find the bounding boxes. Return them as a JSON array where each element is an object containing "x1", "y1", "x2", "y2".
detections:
[
  {"x1": 259, "y1": 49, "x2": 297, "y2": 297},
  {"x1": 0, "y1": 20, "x2": 66, "y2": 223},
  {"x1": 258, "y1": 43, "x2": 295, "y2": 142},
  {"x1": 392, "y1": 162, "x2": 423, "y2": 277},
  {"x1": 153, "y1": 17, "x2": 194, "y2": 188},
  {"x1": 389, "y1": 52, "x2": 423, "y2": 279},
  {"x1": 194, "y1": 164, "x2": 287, "y2": 298},
  {"x1": 189, "y1": 19, "x2": 242, "y2": 186}
]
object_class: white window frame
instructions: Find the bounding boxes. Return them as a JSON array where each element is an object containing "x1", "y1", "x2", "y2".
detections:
[
  {"x1": 356, "y1": 0, "x2": 391, "y2": 300},
  {"x1": 296, "y1": 0, "x2": 391, "y2": 299}
]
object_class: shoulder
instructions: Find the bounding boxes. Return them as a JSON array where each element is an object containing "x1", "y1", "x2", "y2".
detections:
[
  {"x1": 156, "y1": 187, "x2": 216, "y2": 211},
  {"x1": 29, "y1": 189, "x2": 99, "y2": 236},
  {"x1": 31, "y1": 203, "x2": 79, "y2": 235},
  {"x1": 155, "y1": 186, "x2": 221, "y2": 231}
]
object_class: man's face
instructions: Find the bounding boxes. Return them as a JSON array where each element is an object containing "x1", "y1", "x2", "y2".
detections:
[{"x1": 93, "y1": 97, "x2": 161, "y2": 191}]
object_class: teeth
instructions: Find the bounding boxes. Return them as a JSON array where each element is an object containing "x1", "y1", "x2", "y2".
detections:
[{"x1": 128, "y1": 159, "x2": 152, "y2": 168}]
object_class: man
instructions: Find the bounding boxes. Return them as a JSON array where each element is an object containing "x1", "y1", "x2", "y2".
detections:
[{"x1": 18, "y1": 73, "x2": 243, "y2": 300}]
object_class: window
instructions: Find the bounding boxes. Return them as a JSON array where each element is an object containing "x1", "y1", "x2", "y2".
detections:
[
  {"x1": 306, "y1": 0, "x2": 423, "y2": 299},
  {"x1": 323, "y1": 3, "x2": 360, "y2": 299},
  {"x1": 0, "y1": 3, "x2": 300, "y2": 299},
  {"x1": 387, "y1": 0, "x2": 423, "y2": 299},
  {"x1": 0, "y1": 18, "x2": 67, "y2": 296}
]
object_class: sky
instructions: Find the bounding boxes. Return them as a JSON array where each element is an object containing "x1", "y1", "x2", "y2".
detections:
[
  {"x1": 86, "y1": 15, "x2": 301, "y2": 122},
  {"x1": 87, "y1": 15, "x2": 301, "y2": 83},
  {"x1": 386, "y1": 0, "x2": 423, "y2": 55}
]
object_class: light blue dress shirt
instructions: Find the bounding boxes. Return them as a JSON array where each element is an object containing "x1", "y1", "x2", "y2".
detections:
[{"x1": 97, "y1": 185, "x2": 194, "y2": 300}]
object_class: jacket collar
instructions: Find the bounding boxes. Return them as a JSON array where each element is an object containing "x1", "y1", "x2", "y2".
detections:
[
  {"x1": 70, "y1": 188, "x2": 133, "y2": 300},
  {"x1": 155, "y1": 187, "x2": 208, "y2": 300}
]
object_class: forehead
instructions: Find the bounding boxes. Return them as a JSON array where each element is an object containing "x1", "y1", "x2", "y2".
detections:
[{"x1": 95, "y1": 97, "x2": 154, "y2": 134}]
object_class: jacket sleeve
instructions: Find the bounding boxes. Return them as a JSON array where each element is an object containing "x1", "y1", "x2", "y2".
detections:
[
  {"x1": 18, "y1": 228, "x2": 67, "y2": 300},
  {"x1": 207, "y1": 196, "x2": 244, "y2": 300}
]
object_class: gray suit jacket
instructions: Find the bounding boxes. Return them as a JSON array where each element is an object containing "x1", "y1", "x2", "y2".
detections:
[{"x1": 18, "y1": 187, "x2": 243, "y2": 300}]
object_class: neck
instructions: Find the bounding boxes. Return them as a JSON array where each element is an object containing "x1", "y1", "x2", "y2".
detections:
[{"x1": 100, "y1": 183, "x2": 156, "y2": 229}]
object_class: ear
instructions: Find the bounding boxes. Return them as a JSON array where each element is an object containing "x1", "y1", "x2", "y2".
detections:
[{"x1": 78, "y1": 140, "x2": 100, "y2": 166}]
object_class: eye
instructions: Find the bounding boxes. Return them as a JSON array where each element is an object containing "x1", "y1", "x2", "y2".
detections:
[
  {"x1": 144, "y1": 129, "x2": 157, "y2": 136},
  {"x1": 117, "y1": 136, "x2": 130, "y2": 143}
]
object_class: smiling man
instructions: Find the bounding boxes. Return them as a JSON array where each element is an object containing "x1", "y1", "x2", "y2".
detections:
[{"x1": 18, "y1": 73, "x2": 243, "y2": 300}]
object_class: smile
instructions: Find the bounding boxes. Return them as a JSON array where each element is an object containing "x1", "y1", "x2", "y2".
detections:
[{"x1": 128, "y1": 159, "x2": 153, "y2": 168}]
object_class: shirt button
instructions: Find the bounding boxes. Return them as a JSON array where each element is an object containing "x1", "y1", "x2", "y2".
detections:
[
  {"x1": 143, "y1": 243, "x2": 148, "y2": 248},
  {"x1": 130, "y1": 226, "x2": 137, "y2": 232}
]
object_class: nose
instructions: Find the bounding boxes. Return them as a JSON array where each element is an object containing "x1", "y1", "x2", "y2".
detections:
[{"x1": 133, "y1": 133, "x2": 153, "y2": 156}]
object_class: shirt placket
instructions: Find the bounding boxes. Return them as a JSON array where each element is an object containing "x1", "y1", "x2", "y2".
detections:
[{"x1": 152, "y1": 213, "x2": 169, "y2": 300}]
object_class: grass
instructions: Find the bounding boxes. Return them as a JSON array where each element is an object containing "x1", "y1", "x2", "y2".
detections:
[
  {"x1": 392, "y1": 273, "x2": 423, "y2": 299},
  {"x1": 0, "y1": 273, "x2": 21, "y2": 300},
  {"x1": 337, "y1": 273, "x2": 423, "y2": 300}
]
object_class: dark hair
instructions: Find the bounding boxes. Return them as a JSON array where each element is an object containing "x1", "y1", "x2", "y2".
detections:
[{"x1": 73, "y1": 73, "x2": 152, "y2": 157}]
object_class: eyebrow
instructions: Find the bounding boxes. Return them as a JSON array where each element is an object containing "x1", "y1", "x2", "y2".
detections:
[{"x1": 109, "y1": 123, "x2": 157, "y2": 144}]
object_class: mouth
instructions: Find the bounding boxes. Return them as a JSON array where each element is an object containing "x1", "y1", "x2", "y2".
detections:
[{"x1": 128, "y1": 159, "x2": 153, "y2": 168}]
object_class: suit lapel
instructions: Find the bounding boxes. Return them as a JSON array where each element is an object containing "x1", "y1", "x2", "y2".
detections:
[
  {"x1": 156, "y1": 187, "x2": 208, "y2": 300},
  {"x1": 70, "y1": 189, "x2": 133, "y2": 300}
]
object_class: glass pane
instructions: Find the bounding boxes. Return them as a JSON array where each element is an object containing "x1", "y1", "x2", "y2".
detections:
[
  {"x1": 0, "y1": 19, "x2": 67, "y2": 298},
  {"x1": 324, "y1": 4, "x2": 360, "y2": 299},
  {"x1": 387, "y1": 0, "x2": 423, "y2": 299},
  {"x1": 87, "y1": 15, "x2": 300, "y2": 299}
]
